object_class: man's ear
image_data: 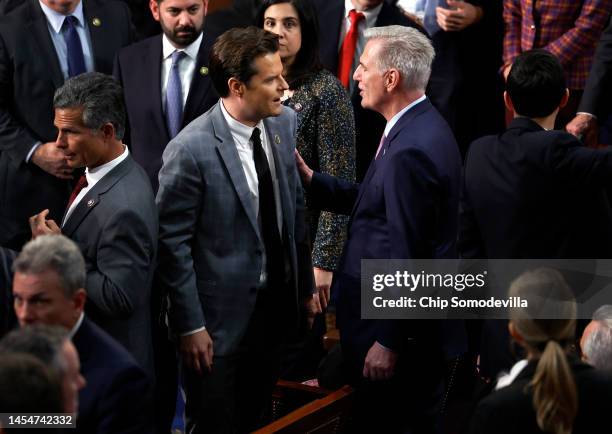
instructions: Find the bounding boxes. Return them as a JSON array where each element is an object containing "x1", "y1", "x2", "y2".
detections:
[
  {"x1": 228, "y1": 78, "x2": 244, "y2": 98},
  {"x1": 72, "y1": 288, "x2": 87, "y2": 312},
  {"x1": 101, "y1": 123, "x2": 116, "y2": 140},
  {"x1": 385, "y1": 69, "x2": 401, "y2": 92},
  {"x1": 558, "y1": 88, "x2": 570, "y2": 109},
  {"x1": 149, "y1": 0, "x2": 160, "y2": 22},
  {"x1": 503, "y1": 91, "x2": 515, "y2": 113}
]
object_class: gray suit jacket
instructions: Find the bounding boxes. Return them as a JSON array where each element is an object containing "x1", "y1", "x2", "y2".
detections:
[
  {"x1": 156, "y1": 102, "x2": 314, "y2": 357},
  {"x1": 63, "y1": 154, "x2": 158, "y2": 376}
]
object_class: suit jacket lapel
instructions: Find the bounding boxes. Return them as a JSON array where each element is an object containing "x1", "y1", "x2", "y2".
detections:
[
  {"x1": 84, "y1": 0, "x2": 114, "y2": 72},
  {"x1": 28, "y1": 0, "x2": 63, "y2": 88},
  {"x1": 263, "y1": 119, "x2": 292, "y2": 237},
  {"x1": 211, "y1": 104, "x2": 262, "y2": 243},
  {"x1": 144, "y1": 36, "x2": 169, "y2": 143},
  {"x1": 349, "y1": 100, "x2": 430, "y2": 217},
  {"x1": 183, "y1": 32, "x2": 214, "y2": 126},
  {"x1": 62, "y1": 156, "x2": 133, "y2": 236}
]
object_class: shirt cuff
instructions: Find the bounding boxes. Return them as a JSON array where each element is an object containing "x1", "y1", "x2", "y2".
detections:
[
  {"x1": 25, "y1": 141, "x2": 42, "y2": 163},
  {"x1": 576, "y1": 112, "x2": 597, "y2": 120},
  {"x1": 181, "y1": 326, "x2": 206, "y2": 336}
]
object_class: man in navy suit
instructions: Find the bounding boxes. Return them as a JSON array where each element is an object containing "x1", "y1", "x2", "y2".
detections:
[
  {"x1": 297, "y1": 25, "x2": 461, "y2": 433},
  {"x1": 11, "y1": 235, "x2": 152, "y2": 434},
  {"x1": 114, "y1": 0, "x2": 218, "y2": 194},
  {"x1": 312, "y1": 0, "x2": 427, "y2": 180}
]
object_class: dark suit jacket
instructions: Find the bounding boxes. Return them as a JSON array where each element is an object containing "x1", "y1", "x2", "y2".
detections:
[
  {"x1": 114, "y1": 33, "x2": 218, "y2": 193},
  {"x1": 0, "y1": 246, "x2": 15, "y2": 338},
  {"x1": 460, "y1": 117, "x2": 612, "y2": 377},
  {"x1": 470, "y1": 359, "x2": 612, "y2": 434},
  {"x1": 310, "y1": 99, "x2": 461, "y2": 376},
  {"x1": 312, "y1": 0, "x2": 426, "y2": 180},
  {"x1": 72, "y1": 316, "x2": 152, "y2": 434},
  {"x1": 460, "y1": 117, "x2": 612, "y2": 259},
  {"x1": 579, "y1": 16, "x2": 612, "y2": 118},
  {"x1": 63, "y1": 155, "x2": 158, "y2": 376},
  {"x1": 156, "y1": 103, "x2": 314, "y2": 356},
  {"x1": 0, "y1": 0, "x2": 133, "y2": 250}
]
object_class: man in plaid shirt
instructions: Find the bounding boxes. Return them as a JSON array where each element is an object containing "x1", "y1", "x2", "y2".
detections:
[{"x1": 502, "y1": 0, "x2": 611, "y2": 128}]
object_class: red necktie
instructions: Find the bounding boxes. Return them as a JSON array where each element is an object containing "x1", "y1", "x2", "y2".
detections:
[
  {"x1": 66, "y1": 174, "x2": 88, "y2": 209},
  {"x1": 375, "y1": 134, "x2": 387, "y2": 159},
  {"x1": 337, "y1": 9, "x2": 365, "y2": 88}
]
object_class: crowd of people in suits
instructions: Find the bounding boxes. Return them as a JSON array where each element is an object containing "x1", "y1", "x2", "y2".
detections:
[{"x1": 0, "y1": 0, "x2": 612, "y2": 433}]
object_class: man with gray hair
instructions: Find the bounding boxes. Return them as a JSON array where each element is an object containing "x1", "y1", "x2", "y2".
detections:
[
  {"x1": 11, "y1": 234, "x2": 152, "y2": 433},
  {"x1": 581, "y1": 305, "x2": 612, "y2": 371},
  {"x1": 296, "y1": 25, "x2": 461, "y2": 433},
  {"x1": 28, "y1": 72, "x2": 158, "y2": 379}
]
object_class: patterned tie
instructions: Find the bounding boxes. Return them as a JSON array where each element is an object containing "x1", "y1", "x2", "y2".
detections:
[
  {"x1": 165, "y1": 51, "x2": 186, "y2": 139},
  {"x1": 337, "y1": 9, "x2": 365, "y2": 88},
  {"x1": 251, "y1": 128, "x2": 285, "y2": 287},
  {"x1": 62, "y1": 16, "x2": 86, "y2": 77},
  {"x1": 375, "y1": 134, "x2": 387, "y2": 159},
  {"x1": 66, "y1": 174, "x2": 88, "y2": 209}
]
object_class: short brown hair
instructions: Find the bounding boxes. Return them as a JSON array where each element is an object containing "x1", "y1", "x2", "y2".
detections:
[{"x1": 209, "y1": 26, "x2": 279, "y2": 97}]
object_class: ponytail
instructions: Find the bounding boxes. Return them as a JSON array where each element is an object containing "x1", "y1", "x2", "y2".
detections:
[{"x1": 530, "y1": 340, "x2": 577, "y2": 434}]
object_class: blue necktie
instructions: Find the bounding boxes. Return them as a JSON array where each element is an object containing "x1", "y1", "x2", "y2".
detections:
[
  {"x1": 165, "y1": 51, "x2": 185, "y2": 139},
  {"x1": 62, "y1": 16, "x2": 86, "y2": 77}
]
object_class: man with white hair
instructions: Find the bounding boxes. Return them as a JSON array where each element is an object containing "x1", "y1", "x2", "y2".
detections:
[
  {"x1": 297, "y1": 25, "x2": 460, "y2": 433},
  {"x1": 581, "y1": 305, "x2": 612, "y2": 371}
]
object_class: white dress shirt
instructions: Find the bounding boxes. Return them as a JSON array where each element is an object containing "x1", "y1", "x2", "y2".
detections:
[
  {"x1": 68, "y1": 312, "x2": 85, "y2": 339},
  {"x1": 339, "y1": 0, "x2": 383, "y2": 92},
  {"x1": 220, "y1": 100, "x2": 283, "y2": 279},
  {"x1": 62, "y1": 146, "x2": 129, "y2": 226},
  {"x1": 161, "y1": 33, "x2": 202, "y2": 111}
]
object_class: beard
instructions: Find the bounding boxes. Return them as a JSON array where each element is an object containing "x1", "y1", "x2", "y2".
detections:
[{"x1": 161, "y1": 20, "x2": 204, "y2": 48}]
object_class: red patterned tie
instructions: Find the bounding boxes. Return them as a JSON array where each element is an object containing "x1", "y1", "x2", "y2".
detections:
[
  {"x1": 66, "y1": 174, "x2": 88, "y2": 209},
  {"x1": 337, "y1": 9, "x2": 365, "y2": 88}
]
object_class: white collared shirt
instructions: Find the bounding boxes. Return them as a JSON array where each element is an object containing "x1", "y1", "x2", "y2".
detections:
[
  {"x1": 383, "y1": 95, "x2": 427, "y2": 138},
  {"x1": 219, "y1": 100, "x2": 284, "y2": 286},
  {"x1": 495, "y1": 359, "x2": 528, "y2": 390},
  {"x1": 62, "y1": 146, "x2": 129, "y2": 226},
  {"x1": 161, "y1": 33, "x2": 203, "y2": 111},
  {"x1": 340, "y1": 0, "x2": 383, "y2": 92},
  {"x1": 38, "y1": 0, "x2": 94, "y2": 78},
  {"x1": 68, "y1": 312, "x2": 85, "y2": 339}
]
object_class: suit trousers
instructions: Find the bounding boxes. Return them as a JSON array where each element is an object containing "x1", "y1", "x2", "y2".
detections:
[{"x1": 183, "y1": 287, "x2": 292, "y2": 434}]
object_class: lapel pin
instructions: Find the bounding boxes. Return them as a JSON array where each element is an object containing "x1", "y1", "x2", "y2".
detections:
[
  {"x1": 92, "y1": 17, "x2": 101, "y2": 27},
  {"x1": 274, "y1": 134, "x2": 281, "y2": 144},
  {"x1": 87, "y1": 199, "x2": 95, "y2": 208},
  {"x1": 199, "y1": 66, "x2": 209, "y2": 76},
  {"x1": 293, "y1": 102, "x2": 303, "y2": 112}
]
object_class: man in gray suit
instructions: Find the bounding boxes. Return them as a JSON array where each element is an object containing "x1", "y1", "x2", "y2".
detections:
[
  {"x1": 28, "y1": 73, "x2": 158, "y2": 378},
  {"x1": 156, "y1": 27, "x2": 318, "y2": 433}
]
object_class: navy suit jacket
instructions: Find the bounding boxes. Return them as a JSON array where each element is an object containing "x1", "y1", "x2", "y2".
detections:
[
  {"x1": 312, "y1": 0, "x2": 427, "y2": 180},
  {"x1": 63, "y1": 155, "x2": 158, "y2": 376},
  {"x1": 310, "y1": 99, "x2": 461, "y2": 374},
  {"x1": 114, "y1": 33, "x2": 218, "y2": 193},
  {"x1": 460, "y1": 117, "x2": 612, "y2": 259},
  {"x1": 72, "y1": 317, "x2": 152, "y2": 434},
  {"x1": 0, "y1": 0, "x2": 133, "y2": 250}
]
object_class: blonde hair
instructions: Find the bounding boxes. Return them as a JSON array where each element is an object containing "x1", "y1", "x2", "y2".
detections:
[{"x1": 508, "y1": 268, "x2": 577, "y2": 434}]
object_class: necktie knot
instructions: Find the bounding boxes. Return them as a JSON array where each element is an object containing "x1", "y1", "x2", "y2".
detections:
[
  {"x1": 66, "y1": 174, "x2": 88, "y2": 209},
  {"x1": 171, "y1": 50, "x2": 185, "y2": 67},
  {"x1": 64, "y1": 15, "x2": 79, "y2": 29},
  {"x1": 348, "y1": 9, "x2": 365, "y2": 26},
  {"x1": 251, "y1": 127, "x2": 262, "y2": 146}
]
